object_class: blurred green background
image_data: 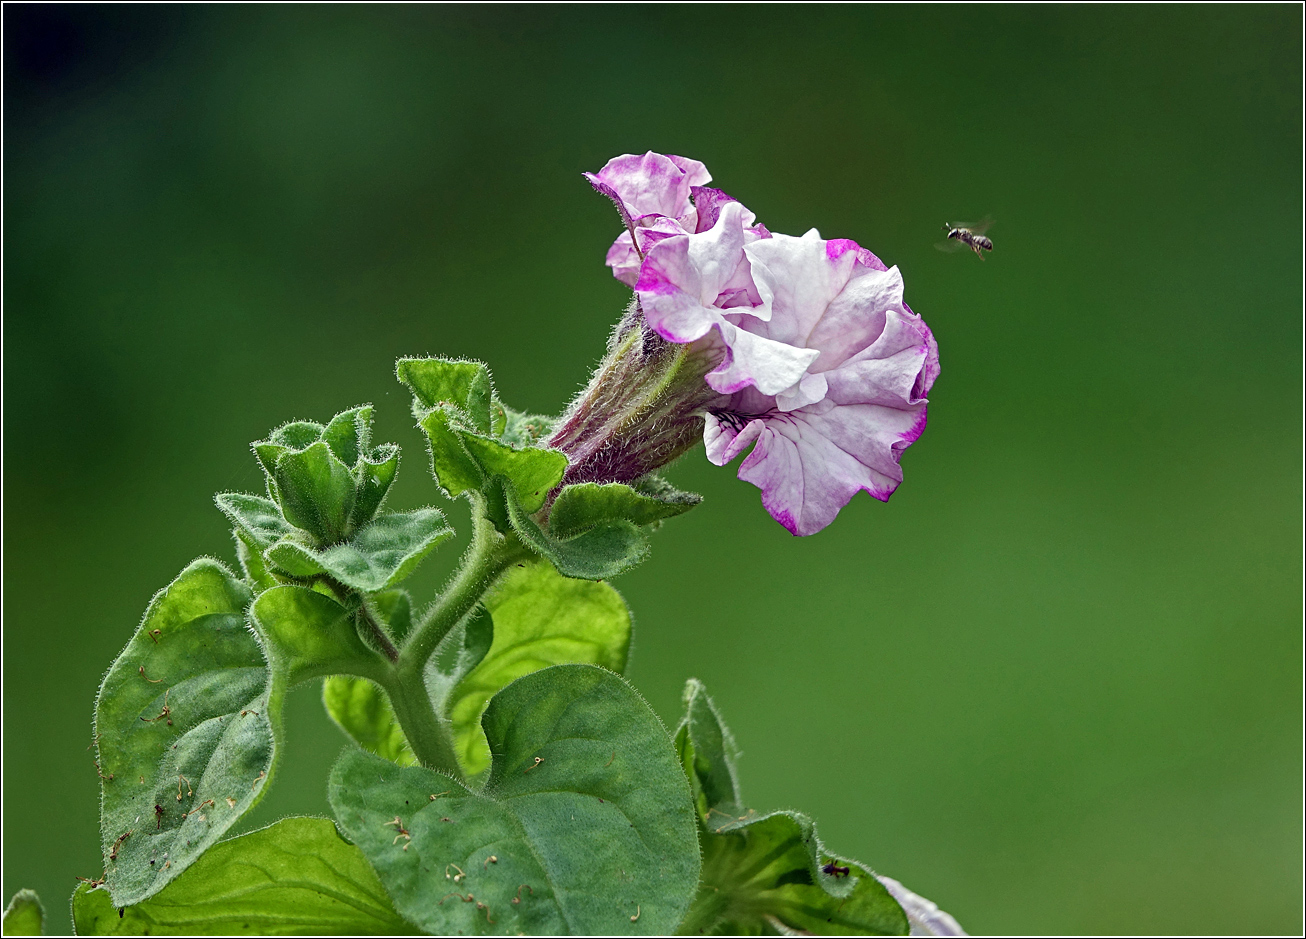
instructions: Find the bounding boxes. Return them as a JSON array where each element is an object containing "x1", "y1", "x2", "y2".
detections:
[{"x1": 3, "y1": 5, "x2": 1300, "y2": 935}]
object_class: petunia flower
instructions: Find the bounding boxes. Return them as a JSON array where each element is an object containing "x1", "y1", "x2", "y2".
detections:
[
  {"x1": 586, "y1": 151, "x2": 771, "y2": 286},
  {"x1": 703, "y1": 229, "x2": 939, "y2": 536},
  {"x1": 635, "y1": 200, "x2": 817, "y2": 399}
]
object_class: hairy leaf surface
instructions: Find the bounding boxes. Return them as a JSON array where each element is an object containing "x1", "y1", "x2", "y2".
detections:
[
  {"x1": 322, "y1": 677, "x2": 416, "y2": 767},
  {"x1": 2, "y1": 889, "x2": 43, "y2": 936},
  {"x1": 495, "y1": 477, "x2": 649, "y2": 580},
  {"x1": 95, "y1": 560, "x2": 274, "y2": 907},
  {"x1": 72, "y1": 817, "x2": 417, "y2": 935},
  {"x1": 450, "y1": 561, "x2": 632, "y2": 776},
  {"x1": 330, "y1": 665, "x2": 699, "y2": 936},
  {"x1": 675, "y1": 680, "x2": 908, "y2": 936},
  {"x1": 264, "y1": 508, "x2": 454, "y2": 593},
  {"x1": 549, "y1": 481, "x2": 699, "y2": 539}
]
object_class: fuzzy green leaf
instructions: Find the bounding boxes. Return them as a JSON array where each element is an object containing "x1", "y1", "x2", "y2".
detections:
[
  {"x1": 415, "y1": 406, "x2": 486, "y2": 499},
  {"x1": 682, "y1": 813, "x2": 909, "y2": 936},
  {"x1": 234, "y1": 532, "x2": 279, "y2": 593},
  {"x1": 323, "y1": 677, "x2": 417, "y2": 767},
  {"x1": 264, "y1": 509, "x2": 454, "y2": 593},
  {"x1": 460, "y1": 435, "x2": 568, "y2": 514},
  {"x1": 674, "y1": 678, "x2": 746, "y2": 824},
  {"x1": 397, "y1": 357, "x2": 493, "y2": 433},
  {"x1": 499, "y1": 404, "x2": 554, "y2": 447},
  {"x1": 449, "y1": 561, "x2": 632, "y2": 777},
  {"x1": 95, "y1": 560, "x2": 276, "y2": 907},
  {"x1": 320, "y1": 405, "x2": 373, "y2": 467},
  {"x1": 2, "y1": 889, "x2": 43, "y2": 936},
  {"x1": 497, "y1": 478, "x2": 649, "y2": 581},
  {"x1": 273, "y1": 442, "x2": 357, "y2": 543},
  {"x1": 329, "y1": 665, "x2": 700, "y2": 936},
  {"x1": 71, "y1": 817, "x2": 418, "y2": 935},
  {"x1": 253, "y1": 421, "x2": 325, "y2": 485},
  {"x1": 352, "y1": 444, "x2": 400, "y2": 526},
  {"x1": 674, "y1": 681, "x2": 909, "y2": 936},
  {"x1": 215, "y1": 493, "x2": 292, "y2": 550},
  {"x1": 250, "y1": 586, "x2": 386, "y2": 685},
  {"x1": 549, "y1": 481, "x2": 700, "y2": 539}
]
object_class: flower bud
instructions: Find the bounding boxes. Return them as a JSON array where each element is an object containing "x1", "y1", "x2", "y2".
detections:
[{"x1": 252, "y1": 406, "x2": 398, "y2": 545}]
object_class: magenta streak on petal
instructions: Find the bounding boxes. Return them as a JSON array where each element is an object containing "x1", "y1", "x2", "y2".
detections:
[
  {"x1": 770, "y1": 506, "x2": 800, "y2": 536},
  {"x1": 825, "y1": 236, "x2": 889, "y2": 272},
  {"x1": 634, "y1": 263, "x2": 679, "y2": 296},
  {"x1": 897, "y1": 405, "x2": 929, "y2": 448},
  {"x1": 825, "y1": 238, "x2": 861, "y2": 261},
  {"x1": 690, "y1": 186, "x2": 739, "y2": 233},
  {"x1": 751, "y1": 222, "x2": 773, "y2": 239}
]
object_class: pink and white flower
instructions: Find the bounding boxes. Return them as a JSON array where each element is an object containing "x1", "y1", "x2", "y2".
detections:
[
  {"x1": 635, "y1": 200, "x2": 818, "y2": 399},
  {"x1": 578, "y1": 152, "x2": 940, "y2": 537},
  {"x1": 703, "y1": 230, "x2": 939, "y2": 536},
  {"x1": 585, "y1": 151, "x2": 771, "y2": 286}
]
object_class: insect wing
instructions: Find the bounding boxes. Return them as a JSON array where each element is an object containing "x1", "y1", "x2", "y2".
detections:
[
  {"x1": 953, "y1": 214, "x2": 994, "y2": 236},
  {"x1": 935, "y1": 238, "x2": 967, "y2": 253}
]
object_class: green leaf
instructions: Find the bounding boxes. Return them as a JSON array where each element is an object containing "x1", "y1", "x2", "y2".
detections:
[
  {"x1": 71, "y1": 817, "x2": 418, "y2": 936},
  {"x1": 674, "y1": 678, "x2": 746, "y2": 823},
  {"x1": 265, "y1": 509, "x2": 454, "y2": 593},
  {"x1": 321, "y1": 405, "x2": 373, "y2": 467},
  {"x1": 273, "y1": 442, "x2": 358, "y2": 544},
  {"x1": 352, "y1": 444, "x2": 400, "y2": 526},
  {"x1": 549, "y1": 481, "x2": 699, "y2": 539},
  {"x1": 253, "y1": 421, "x2": 326, "y2": 483},
  {"x1": 94, "y1": 560, "x2": 276, "y2": 907},
  {"x1": 631, "y1": 473, "x2": 703, "y2": 513},
  {"x1": 449, "y1": 561, "x2": 632, "y2": 777},
  {"x1": 250, "y1": 586, "x2": 387, "y2": 685},
  {"x1": 2, "y1": 889, "x2": 43, "y2": 936},
  {"x1": 497, "y1": 478, "x2": 649, "y2": 581},
  {"x1": 673, "y1": 681, "x2": 909, "y2": 937},
  {"x1": 323, "y1": 677, "x2": 417, "y2": 767},
  {"x1": 371, "y1": 588, "x2": 415, "y2": 642},
  {"x1": 215, "y1": 493, "x2": 292, "y2": 550},
  {"x1": 329, "y1": 665, "x2": 700, "y2": 936},
  {"x1": 460, "y1": 435, "x2": 567, "y2": 514},
  {"x1": 399, "y1": 357, "x2": 567, "y2": 512},
  {"x1": 498, "y1": 404, "x2": 555, "y2": 447},
  {"x1": 682, "y1": 812, "x2": 909, "y2": 936},
  {"x1": 233, "y1": 532, "x2": 278, "y2": 593},
  {"x1": 415, "y1": 405, "x2": 487, "y2": 499},
  {"x1": 426, "y1": 607, "x2": 495, "y2": 711},
  {"x1": 396, "y1": 357, "x2": 493, "y2": 433}
]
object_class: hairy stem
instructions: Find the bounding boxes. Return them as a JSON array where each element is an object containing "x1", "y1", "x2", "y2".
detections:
[
  {"x1": 382, "y1": 671, "x2": 463, "y2": 776},
  {"x1": 381, "y1": 499, "x2": 529, "y2": 777},
  {"x1": 400, "y1": 502, "x2": 527, "y2": 674}
]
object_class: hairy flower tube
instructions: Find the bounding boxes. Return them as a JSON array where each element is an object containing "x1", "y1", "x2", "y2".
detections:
[{"x1": 559, "y1": 152, "x2": 938, "y2": 536}]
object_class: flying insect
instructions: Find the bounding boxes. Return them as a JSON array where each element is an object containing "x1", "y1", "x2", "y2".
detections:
[{"x1": 938, "y1": 217, "x2": 994, "y2": 259}]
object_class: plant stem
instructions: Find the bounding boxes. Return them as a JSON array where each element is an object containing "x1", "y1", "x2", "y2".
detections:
[
  {"x1": 383, "y1": 499, "x2": 529, "y2": 777},
  {"x1": 400, "y1": 502, "x2": 527, "y2": 675},
  {"x1": 382, "y1": 671, "x2": 463, "y2": 776}
]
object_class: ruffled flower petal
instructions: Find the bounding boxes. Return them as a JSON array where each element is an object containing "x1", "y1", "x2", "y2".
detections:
[
  {"x1": 708, "y1": 230, "x2": 937, "y2": 535},
  {"x1": 638, "y1": 202, "x2": 816, "y2": 395},
  {"x1": 584, "y1": 151, "x2": 710, "y2": 224}
]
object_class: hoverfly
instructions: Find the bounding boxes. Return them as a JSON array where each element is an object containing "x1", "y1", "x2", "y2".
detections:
[{"x1": 937, "y1": 216, "x2": 993, "y2": 259}]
